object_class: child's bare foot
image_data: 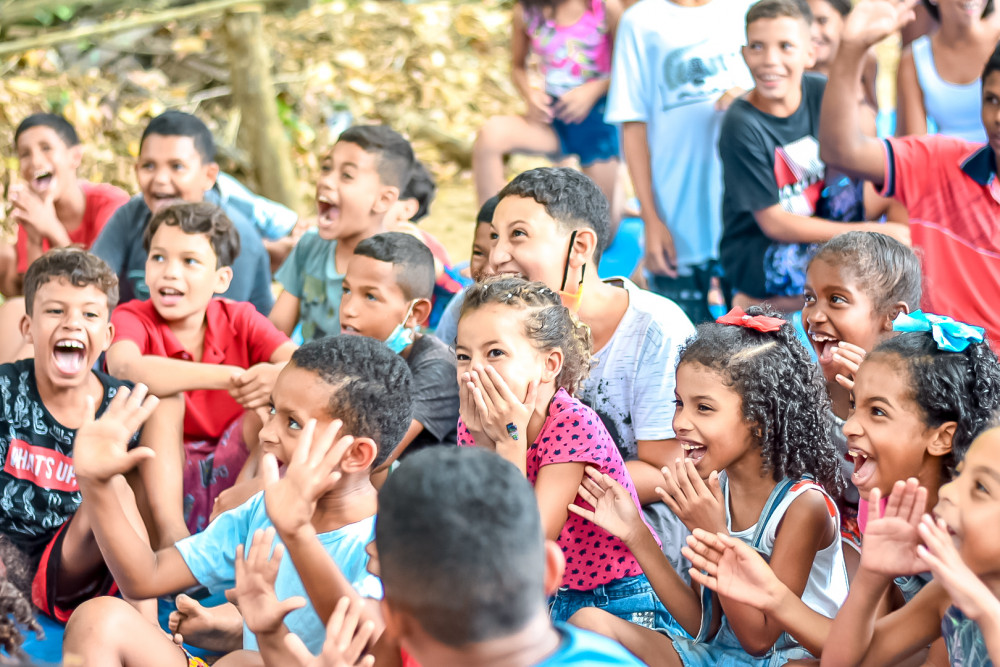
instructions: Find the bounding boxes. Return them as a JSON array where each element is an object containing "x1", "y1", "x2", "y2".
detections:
[{"x1": 168, "y1": 594, "x2": 243, "y2": 652}]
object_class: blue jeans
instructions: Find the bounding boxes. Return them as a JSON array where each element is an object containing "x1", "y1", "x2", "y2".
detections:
[{"x1": 548, "y1": 573, "x2": 687, "y2": 635}]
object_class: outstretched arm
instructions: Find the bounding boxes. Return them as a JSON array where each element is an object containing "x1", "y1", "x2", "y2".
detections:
[{"x1": 106, "y1": 340, "x2": 243, "y2": 397}]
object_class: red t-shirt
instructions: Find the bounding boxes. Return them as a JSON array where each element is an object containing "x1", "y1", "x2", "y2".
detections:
[
  {"x1": 110, "y1": 298, "x2": 290, "y2": 440},
  {"x1": 881, "y1": 137, "x2": 1000, "y2": 346},
  {"x1": 16, "y1": 182, "x2": 129, "y2": 273}
]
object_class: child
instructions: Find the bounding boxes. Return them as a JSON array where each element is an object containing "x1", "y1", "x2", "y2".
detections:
[
  {"x1": 821, "y1": 1, "x2": 1000, "y2": 345},
  {"x1": 244, "y1": 446, "x2": 647, "y2": 666},
  {"x1": 472, "y1": 0, "x2": 624, "y2": 224},
  {"x1": 0, "y1": 249, "x2": 153, "y2": 625},
  {"x1": 455, "y1": 275, "x2": 665, "y2": 626},
  {"x1": 270, "y1": 125, "x2": 415, "y2": 342},
  {"x1": 605, "y1": 0, "x2": 754, "y2": 323},
  {"x1": 718, "y1": 0, "x2": 907, "y2": 311},
  {"x1": 821, "y1": 430, "x2": 1000, "y2": 665},
  {"x1": 896, "y1": 0, "x2": 999, "y2": 142},
  {"x1": 569, "y1": 306, "x2": 847, "y2": 665},
  {"x1": 340, "y1": 232, "x2": 459, "y2": 462},
  {"x1": 679, "y1": 318, "x2": 1000, "y2": 659},
  {"x1": 433, "y1": 195, "x2": 498, "y2": 346},
  {"x1": 807, "y1": 0, "x2": 878, "y2": 126},
  {"x1": 489, "y1": 167, "x2": 696, "y2": 577},
  {"x1": 106, "y1": 202, "x2": 295, "y2": 544},
  {"x1": 90, "y1": 110, "x2": 274, "y2": 315},
  {"x1": 62, "y1": 334, "x2": 412, "y2": 666}
]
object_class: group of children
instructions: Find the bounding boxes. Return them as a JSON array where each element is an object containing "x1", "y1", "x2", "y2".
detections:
[{"x1": 0, "y1": 0, "x2": 999, "y2": 663}]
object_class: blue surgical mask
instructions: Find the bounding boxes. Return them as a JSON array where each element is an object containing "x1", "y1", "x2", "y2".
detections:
[{"x1": 385, "y1": 301, "x2": 417, "y2": 354}]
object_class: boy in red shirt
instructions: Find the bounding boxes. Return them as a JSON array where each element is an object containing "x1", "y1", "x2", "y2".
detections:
[{"x1": 107, "y1": 202, "x2": 295, "y2": 547}]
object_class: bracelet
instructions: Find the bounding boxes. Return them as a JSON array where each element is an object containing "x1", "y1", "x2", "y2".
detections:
[{"x1": 506, "y1": 422, "x2": 519, "y2": 441}]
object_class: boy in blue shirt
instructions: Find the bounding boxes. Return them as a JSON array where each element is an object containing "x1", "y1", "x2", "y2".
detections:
[
  {"x1": 270, "y1": 125, "x2": 415, "y2": 342},
  {"x1": 61, "y1": 334, "x2": 413, "y2": 666}
]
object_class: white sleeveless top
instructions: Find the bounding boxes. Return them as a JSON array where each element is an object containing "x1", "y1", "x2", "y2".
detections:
[{"x1": 912, "y1": 36, "x2": 987, "y2": 143}]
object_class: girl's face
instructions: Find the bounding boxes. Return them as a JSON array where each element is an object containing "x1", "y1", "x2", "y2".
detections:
[
  {"x1": 843, "y1": 356, "x2": 950, "y2": 499},
  {"x1": 673, "y1": 362, "x2": 759, "y2": 478},
  {"x1": 803, "y1": 259, "x2": 892, "y2": 382},
  {"x1": 807, "y1": 0, "x2": 844, "y2": 69},
  {"x1": 934, "y1": 428, "x2": 1000, "y2": 577},
  {"x1": 454, "y1": 303, "x2": 560, "y2": 402},
  {"x1": 938, "y1": 0, "x2": 990, "y2": 25}
]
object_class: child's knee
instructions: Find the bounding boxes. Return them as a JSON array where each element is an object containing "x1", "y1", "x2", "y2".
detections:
[
  {"x1": 474, "y1": 117, "x2": 513, "y2": 154},
  {"x1": 65, "y1": 596, "x2": 135, "y2": 647},
  {"x1": 568, "y1": 605, "x2": 614, "y2": 632}
]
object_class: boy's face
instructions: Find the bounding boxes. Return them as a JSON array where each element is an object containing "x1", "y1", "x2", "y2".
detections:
[
  {"x1": 145, "y1": 223, "x2": 232, "y2": 323},
  {"x1": 22, "y1": 277, "x2": 112, "y2": 390},
  {"x1": 469, "y1": 222, "x2": 493, "y2": 281},
  {"x1": 16, "y1": 126, "x2": 81, "y2": 200},
  {"x1": 315, "y1": 141, "x2": 397, "y2": 242},
  {"x1": 488, "y1": 196, "x2": 575, "y2": 291},
  {"x1": 340, "y1": 255, "x2": 414, "y2": 341},
  {"x1": 135, "y1": 134, "x2": 218, "y2": 214},
  {"x1": 981, "y1": 71, "x2": 1000, "y2": 155},
  {"x1": 258, "y1": 364, "x2": 339, "y2": 466},
  {"x1": 743, "y1": 17, "x2": 816, "y2": 105}
]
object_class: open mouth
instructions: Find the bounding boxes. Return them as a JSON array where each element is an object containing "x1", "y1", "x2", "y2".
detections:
[
  {"x1": 848, "y1": 448, "x2": 877, "y2": 488},
  {"x1": 32, "y1": 169, "x2": 54, "y2": 192},
  {"x1": 149, "y1": 192, "x2": 181, "y2": 211},
  {"x1": 809, "y1": 332, "x2": 840, "y2": 364},
  {"x1": 340, "y1": 324, "x2": 360, "y2": 335},
  {"x1": 681, "y1": 441, "x2": 707, "y2": 464},
  {"x1": 316, "y1": 195, "x2": 339, "y2": 223},
  {"x1": 52, "y1": 339, "x2": 87, "y2": 375},
  {"x1": 158, "y1": 287, "x2": 184, "y2": 306}
]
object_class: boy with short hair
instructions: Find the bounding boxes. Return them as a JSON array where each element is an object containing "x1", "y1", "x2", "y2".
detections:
[
  {"x1": 341, "y1": 232, "x2": 458, "y2": 463},
  {"x1": 820, "y1": 1, "x2": 1000, "y2": 345},
  {"x1": 489, "y1": 166, "x2": 696, "y2": 576},
  {"x1": 270, "y1": 125, "x2": 415, "y2": 342},
  {"x1": 90, "y1": 110, "x2": 274, "y2": 315},
  {"x1": 106, "y1": 202, "x2": 295, "y2": 545},
  {"x1": 0, "y1": 248, "x2": 152, "y2": 622},
  {"x1": 62, "y1": 334, "x2": 412, "y2": 666},
  {"x1": 718, "y1": 0, "x2": 907, "y2": 311},
  {"x1": 605, "y1": 0, "x2": 754, "y2": 323}
]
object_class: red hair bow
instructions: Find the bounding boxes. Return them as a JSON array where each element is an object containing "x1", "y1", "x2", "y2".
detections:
[{"x1": 716, "y1": 307, "x2": 786, "y2": 332}]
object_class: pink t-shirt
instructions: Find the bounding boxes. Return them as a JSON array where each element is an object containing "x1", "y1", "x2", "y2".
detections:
[{"x1": 458, "y1": 388, "x2": 649, "y2": 590}]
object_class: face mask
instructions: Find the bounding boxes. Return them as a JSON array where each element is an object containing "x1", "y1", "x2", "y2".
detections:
[
  {"x1": 559, "y1": 230, "x2": 586, "y2": 314},
  {"x1": 385, "y1": 301, "x2": 418, "y2": 354}
]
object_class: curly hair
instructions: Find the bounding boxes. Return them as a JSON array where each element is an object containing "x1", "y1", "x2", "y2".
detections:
[
  {"x1": 869, "y1": 332, "x2": 1000, "y2": 475},
  {"x1": 143, "y1": 202, "x2": 240, "y2": 269},
  {"x1": 23, "y1": 248, "x2": 118, "y2": 316},
  {"x1": 0, "y1": 538, "x2": 43, "y2": 660},
  {"x1": 460, "y1": 276, "x2": 593, "y2": 395},
  {"x1": 679, "y1": 306, "x2": 844, "y2": 493}
]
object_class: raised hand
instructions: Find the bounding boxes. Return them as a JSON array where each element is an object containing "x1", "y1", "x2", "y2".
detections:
[
  {"x1": 831, "y1": 341, "x2": 867, "y2": 391},
  {"x1": 859, "y1": 479, "x2": 928, "y2": 576},
  {"x1": 467, "y1": 365, "x2": 538, "y2": 448},
  {"x1": 283, "y1": 596, "x2": 376, "y2": 667},
  {"x1": 232, "y1": 528, "x2": 306, "y2": 638},
  {"x1": 841, "y1": 0, "x2": 919, "y2": 50},
  {"x1": 262, "y1": 419, "x2": 352, "y2": 537},
  {"x1": 917, "y1": 515, "x2": 1000, "y2": 623},
  {"x1": 10, "y1": 182, "x2": 63, "y2": 243},
  {"x1": 568, "y1": 466, "x2": 648, "y2": 545},
  {"x1": 683, "y1": 529, "x2": 785, "y2": 611},
  {"x1": 73, "y1": 385, "x2": 158, "y2": 483},
  {"x1": 657, "y1": 459, "x2": 727, "y2": 535}
]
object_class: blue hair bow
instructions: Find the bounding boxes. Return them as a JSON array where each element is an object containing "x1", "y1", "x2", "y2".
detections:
[{"x1": 892, "y1": 311, "x2": 985, "y2": 352}]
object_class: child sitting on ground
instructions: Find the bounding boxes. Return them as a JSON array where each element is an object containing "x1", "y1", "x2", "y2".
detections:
[
  {"x1": 0, "y1": 114, "x2": 130, "y2": 364},
  {"x1": 570, "y1": 306, "x2": 847, "y2": 665},
  {"x1": 90, "y1": 110, "x2": 274, "y2": 315},
  {"x1": 0, "y1": 249, "x2": 153, "y2": 625},
  {"x1": 62, "y1": 334, "x2": 412, "y2": 666},
  {"x1": 718, "y1": 0, "x2": 907, "y2": 312},
  {"x1": 340, "y1": 232, "x2": 458, "y2": 465},
  {"x1": 270, "y1": 125, "x2": 415, "y2": 342},
  {"x1": 106, "y1": 202, "x2": 295, "y2": 545},
  {"x1": 456, "y1": 275, "x2": 666, "y2": 626}
]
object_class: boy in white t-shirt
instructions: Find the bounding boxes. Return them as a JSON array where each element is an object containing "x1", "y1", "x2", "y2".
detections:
[
  {"x1": 489, "y1": 167, "x2": 695, "y2": 574},
  {"x1": 606, "y1": 0, "x2": 755, "y2": 323}
]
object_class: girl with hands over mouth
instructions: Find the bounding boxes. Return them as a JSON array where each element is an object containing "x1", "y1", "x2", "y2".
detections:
[
  {"x1": 455, "y1": 276, "x2": 665, "y2": 627},
  {"x1": 568, "y1": 307, "x2": 848, "y2": 666}
]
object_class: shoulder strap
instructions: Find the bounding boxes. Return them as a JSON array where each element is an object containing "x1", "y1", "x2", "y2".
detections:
[{"x1": 750, "y1": 477, "x2": 798, "y2": 550}]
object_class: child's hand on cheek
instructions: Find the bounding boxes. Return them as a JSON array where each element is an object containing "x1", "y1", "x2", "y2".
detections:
[
  {"x1": 262, "y1": 419, "x2": 351, "y2": 538},
  {"x1": 859, "y1": 479, "x2": 928, "y2": 577},
  {"x1": 657, "y1": 460, "x2": 727, "y2": 536},
  {"x1": 74, "y1": 385, "x2": 159, "y2": 484},
  {"x1": 469, "y1": 364, "x2": 538, "y2": 450},
  {"x1": 232, "y1": 528, "x2": 306, "y2": 638},
  {"x1": 459, "y1": 373, "x2": 489, "y2": 447},
  {"x1": 832, "y1": 342, "x2": 867, "y2": 391},
  {"x1": 10, "y1": 182, "x2": 62, "y2": 243},
  {"x1": 917, "y1": 515, "x2": 1000, "y2": 623}
]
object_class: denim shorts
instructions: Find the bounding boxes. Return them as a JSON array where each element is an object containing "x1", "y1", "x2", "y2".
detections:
[
  {"x1": 550, "y1": 95, "x2": 620, "y2": 167},
  {"x1": 548, "y1": 573, "x2": 688, "y2": 636}
]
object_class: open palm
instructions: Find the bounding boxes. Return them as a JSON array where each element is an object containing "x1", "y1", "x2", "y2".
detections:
[
  {"x1": 842, "y1": 0, "x2": 918, "y2": 49},
  {"x1": 859, "y1": 480, "x2": 928, "y2": 577}
]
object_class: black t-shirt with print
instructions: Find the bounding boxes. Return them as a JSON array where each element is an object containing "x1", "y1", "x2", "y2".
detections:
[
  {"x1": 719, "y1": 73, "x2": 857, "y2": 299},
  {"x1": 0, "y1": 359, "x2": 134, "y2": 557},
  {"x1": 401, "y1": 334, "x2": 459, "y2": 458}
]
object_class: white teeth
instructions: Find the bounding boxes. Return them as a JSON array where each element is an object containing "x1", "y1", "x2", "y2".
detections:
[
  {"x1": 161, "y1": 288, "x2": 182, "y2": 295},
  {"x1": 681, "y1": 443, "x2": 704, "y2": 451},
  {"x1": 809, "y1": 333, "x2": 837, "y2": 342},
  {"x1": 848, "y1": 449, "x2": 869, "y2": 461},
  {"x1": 33, "y1": 170, "x2": 52, "y2": 180},
  {"x1": 317, "y1": 195, "x2": 334, "y2": 205},
  {"x1": 56, "y1": 340, "x2": 84, "y2": 349}
]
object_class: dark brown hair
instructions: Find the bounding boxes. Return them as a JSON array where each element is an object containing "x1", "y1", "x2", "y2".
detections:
[{"x1": 143, "y1": 202, "x2": 240, "y2": 268}]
